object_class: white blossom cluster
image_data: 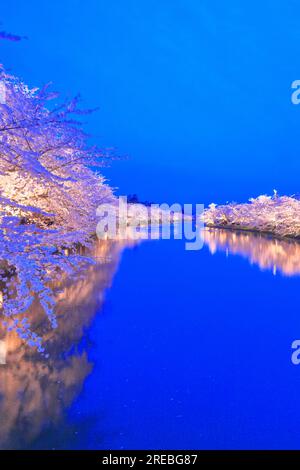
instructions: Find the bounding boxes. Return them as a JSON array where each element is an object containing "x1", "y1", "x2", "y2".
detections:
[{"x1": 204, "y1": 193, "x2": 300, "y2": 239}]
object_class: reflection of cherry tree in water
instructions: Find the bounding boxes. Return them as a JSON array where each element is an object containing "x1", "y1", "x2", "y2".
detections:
[
  {"x1": 203, "y1": 228, "x2": 300, "y2": 277},
  {"x1": 0, "y1": 240, "x2": 134, "y2": 449}
]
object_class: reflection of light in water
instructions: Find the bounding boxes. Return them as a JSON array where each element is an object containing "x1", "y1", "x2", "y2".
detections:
[
  {"x1": 203, "y1": 228, "x2": 300, "y2": 277},
  {"x1": 0, "y1": 340, "x2": 6, "y2": 364},
  {"x1": 0, "y1": 239, "x2": 137, "y2": 449}
]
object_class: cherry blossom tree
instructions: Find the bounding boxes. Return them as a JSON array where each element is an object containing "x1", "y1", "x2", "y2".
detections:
[{"x1": 0, "y1": 67, "x2": 115, "y2": 350}]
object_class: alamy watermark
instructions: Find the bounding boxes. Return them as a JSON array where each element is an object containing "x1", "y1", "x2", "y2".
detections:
[
  {"x1": 291, "y1": 80, "x2": 300, "y2": 104},
  {"x1": 291, "y1": 340, "x2": 300, "y2": 365},
  {"x1": 96, "y1": 196, "x2": 204, "y2": 251}
]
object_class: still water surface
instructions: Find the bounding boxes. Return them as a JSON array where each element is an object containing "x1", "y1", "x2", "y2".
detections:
[{"x1": 1, "y1": 228, "x2": 300, "y2": 449}]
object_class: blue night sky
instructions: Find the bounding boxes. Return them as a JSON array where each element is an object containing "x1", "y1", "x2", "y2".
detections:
[{"x1": 1, "y1": 0, "x2": 300, "y2": 205}]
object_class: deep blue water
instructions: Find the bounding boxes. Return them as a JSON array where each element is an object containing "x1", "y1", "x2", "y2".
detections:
[{"x1": 1, "y1": 230, "x2": 300, "y2": 449}]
